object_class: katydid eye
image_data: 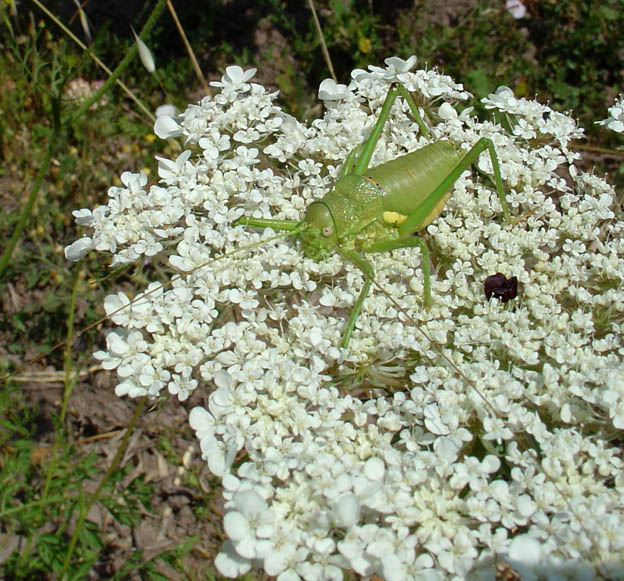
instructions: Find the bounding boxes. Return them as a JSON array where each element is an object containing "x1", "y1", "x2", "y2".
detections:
[{"x1": 322, "y1": 226, "x2": 333, "y2": 237}]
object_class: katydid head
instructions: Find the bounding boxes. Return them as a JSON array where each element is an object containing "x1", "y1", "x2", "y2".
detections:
[{"x1": 299, "y1": 201, "x2": 339, "y2": 259}]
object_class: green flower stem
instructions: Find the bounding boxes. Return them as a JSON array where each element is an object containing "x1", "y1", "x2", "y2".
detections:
[
  {"x1": 0, "y1": 106, "x2": 59, "y2": 279},
  {"x1": 40, "y1": 267, "x2": 81, "y2": 504},
  {"x1": 60, "y1": 396, "x2": 147, "y2": 579}
]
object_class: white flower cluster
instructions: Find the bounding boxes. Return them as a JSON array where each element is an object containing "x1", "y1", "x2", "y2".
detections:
[
  {"x1": 482, "y1": 86, "x2": 584, "y2": 155},
  {"x1": 67, "y1": 58, "x2": 624, "y2": 579},
  {"x1": 596, "y1": 95, "x2": 624, "y2": 134}
]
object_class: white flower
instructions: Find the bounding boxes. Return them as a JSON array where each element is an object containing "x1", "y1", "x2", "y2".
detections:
[
  {"x1": 215, "y1": 540, "x2": 253, "y2": 578},
  {"x1": 72, "y1": 207, "x2": 102, "y2": 226},
  {"x1": 596, "y1": 95, "x2": 624, "y2": 133},
  {"x1": 438, "y1": 102, "x2": 458, "y2": 120},
  {"x1": 505, "y1": 0, "x2": 526, "y2": 19},
  {"x1": 155, "y1": 104, "x2": 177, "y2": 118},
  {"x1": 120, "y1": 170, "x2": 147, "y2": 192},
  {"x1": 482, "y1": 86, "x2": 517, "y2": 111},
  {"x1": 155, "y1": 149, "x2": 192, "y2": 183},
  {"x1": 318, "y1": 78, "x2": 350, "y2": 101},
  {"x1": 500, "y1": 534, "x2": 547, "y2": 577},
  {"x1": 154, "y1": 113, "x2": 183, "y2": 138},
  {"x1": 189, "y1": 405, "x2": 238, "y2": 476},
  {"x1": 223, "y1": 489, "x2": 275, "y2": 560},
  {"x1": 332, "y1": 493, "x2": 360, "y2": 528},
  {"x1": 210, "y1": 65, "x2": 257, "y2": 91},
  {"x1": 384, "y1": 55, "x2": 418, "y2": 74},
  {"x1": 264, "y1": 544, "x2": 309, "y2": 578},
  {"x1": 64, "y1": 236, "x2": 93, "y2": 261}
]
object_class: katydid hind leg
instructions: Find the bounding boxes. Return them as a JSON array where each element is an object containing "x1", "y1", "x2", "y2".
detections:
[{"x1": 398, "y1": 137, "x2": 511, "y2": 237}]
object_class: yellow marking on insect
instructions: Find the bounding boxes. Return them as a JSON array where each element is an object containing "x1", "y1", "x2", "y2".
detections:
[{"x1": 383, "y1": 211, "x2": 408, "y2": 225}]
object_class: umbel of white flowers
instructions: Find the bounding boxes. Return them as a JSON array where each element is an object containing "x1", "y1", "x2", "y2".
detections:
[
  {"x1": 67, "y1": 57, "x2": 624, "y2": 580},
  {"x1": 596, "y1": 94, "x2": 624, "y2": 133}
]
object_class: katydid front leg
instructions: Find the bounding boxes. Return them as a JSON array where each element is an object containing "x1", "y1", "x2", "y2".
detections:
[
  {"x1": 339, "y1": 250, "x2": 375, "y2": 349},
  {"x1": 234, "y1": 217, "x2": 303, "y2": 232}
]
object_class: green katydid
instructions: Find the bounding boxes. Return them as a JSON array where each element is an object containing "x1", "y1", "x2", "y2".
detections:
[{"x1": 235, "y1": 81, "x2": 511, "y2": 348}]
